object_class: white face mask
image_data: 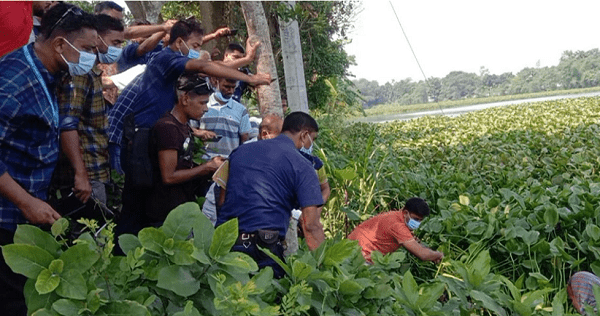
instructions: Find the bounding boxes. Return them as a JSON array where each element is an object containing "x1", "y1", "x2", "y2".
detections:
[{"x1": 300, "y1": 133, "x2": 313, "y2": 155}]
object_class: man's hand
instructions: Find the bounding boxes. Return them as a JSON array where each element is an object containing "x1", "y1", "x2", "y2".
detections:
[
  {"x1": 433, "y1": 251, "x2": 444, "y2": 264},
  {"x1": 20, "y1": 198, "x2": 61, "y2": 225},
  {"x1": 248, "y1": 73, "x2": 272, "y2": 86},
  {"x1": 192, "y1": 128, "x2": 217, "y2": 141},
  {"x1": 206, "y1": 156, "x2": 226, "y2": 172},
  {"x1": 73, "y1": 172, "x2": 92, "y2": 203},
  {"x1": 215, "y1": 27, "x2": 232, "y2": 38},
  {"x1": 162, "y1": 19, "x2": 178, "y2": 33},
  {"x1": 245, "y1": 38, "x2": 260, "y2": 60}
]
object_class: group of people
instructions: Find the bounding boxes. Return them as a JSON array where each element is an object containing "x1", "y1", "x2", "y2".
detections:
[{"x1": 16, "y1": 2, "x2": 600, "y2": 316}]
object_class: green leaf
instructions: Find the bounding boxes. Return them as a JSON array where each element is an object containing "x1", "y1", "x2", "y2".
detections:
[
  {"x1": 402, "y1": 270, "x2": 419, "y2": 307},
  {"x1": 48, "y1": 259, "x2": 64, "y2": 274},
  {"x1": 291, "y1": 260, "x2": 314, "y2": 280},
  {"x1": 543, "y1": 207, "x2": 558, "y2": 227},
  {"x1": 98, "y1": 300, "x2": 148, "y2": 316},
  {"x1": 118, "y1": 234, "x2": 141, "y2": 255},
  {"x1": 14, "y1": 225, "x2": 61, "y2": 256},
  {"x1": 586, "y1": 224, "x2": 600, "y2": 241},
  {"x1": 470, "y1": 289, "x2": 506, "y2": 316},
  {"x1": 173, "y1": 301, "x2": 202, "y2": 316},
  {"x1": 521, "y1": 230, "x2": 540, "y2": 246},
  {"x1": 162, "y1": 202, "x2": 204, "y2": 240},
  {"x1": 338, "y1": 279, "x2": 363, "y2": 295},
  {"x1": 24, "y1": 278, "x2": 59, "y2": 312},
  {"x1": 335, "y1": 168, "x2": 357, "y2": 181},
  {"x1": 56, "y1": 270, "x2": 87, "y2": 300},
  {"x1": 2, "y1": 244, "x2": 54, "y2": 278},
  {"x1": 322, "y1": 239, "x2": 356, "y2": 267},
  {"x1": 191, "y1": 247, "x2": 210, "y2": 265},
  {"x1": 459, "y1": 195, "x2": 470, "y2": 206},
  {"x1": 31, "y1": 309, "x2": 54, "y2": 316},
  {"x1": 170, "y1": 240, "x2": 196, "y2": 265},
  {"x1": 209, "y1": 218, "x2": 238, "y2": 259},
  {"x1": 59, "y1": 244, "x2": 99, "y2": 274},
  {"x1": 52, "y1": 299, "x2": 83, "y2": 316},
  {"x1": 51, "y1": 218, "x2": 69, "y2": 237},
  {"x1": 157, "y1": 265, "x2": 200, "y2": 297},
  {"x1": 251, "y1": 267, "x2": 273, "y2": 290},
  {"x1": 192, "y1": 209, "x2": 215, "y2": 252},
  {"x1": 215, "y1": 252, "x2": 258, "y2": 273},
  {"x1": 138, "y1": 227, "x2": 166, "y2": 254},
  {"x1": 35, "y1": 268, "x2": 60, "y2": 294}
]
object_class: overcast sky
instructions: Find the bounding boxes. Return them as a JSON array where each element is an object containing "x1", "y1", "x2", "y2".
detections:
[{"x1": 345, "y1": 0, "x2": 600, "y2": 84}]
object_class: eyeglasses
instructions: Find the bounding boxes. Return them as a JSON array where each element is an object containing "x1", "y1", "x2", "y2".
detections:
[
  {"x1": 177, "y1": 77, "x2": 212, "y2": 93},
  {"x1": 47, "y1": 6, "x2": 83, "y2": 37}
]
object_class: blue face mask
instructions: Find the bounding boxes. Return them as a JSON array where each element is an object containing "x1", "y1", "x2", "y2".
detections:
[
  {"x1": 61, "y1": 38, "x2": 96, "y2": 76},
  {"x1": 300, "y1": 133, "x2": 313, "y2": 155},
  {"x1": 181, "y1": 40, "x2": 200, "y2": 59},
  {"x1": 215, "y1": 90, "x2": 231, "y2": 102},
  {"x1": 97, "y1": 36, "x2": 123, "y2": 64},
  {"x1": 407, "y1": 218, "x2": 421, "y2": 230}
]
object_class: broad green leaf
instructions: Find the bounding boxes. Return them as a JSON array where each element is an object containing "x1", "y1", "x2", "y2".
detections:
[
  {"x1": 118, "y1": 234, "x2": 141, "y2": 255},
  {"x1": 35, "y1": 268, "x2": 60, "y2": 294},
  {"x1": 14, "y1": 225, "x2": 61, "y2": 256},
  {"x1": 31, "y1": 309, "x2": 54, "y2": 316},
  {"x1": 209, "y1": 218, "x2": 238, "y2": 259},
  {"x1": 56, "y1": 270, "x2": 87, "y2": 300},
  {"x1": 417, "y1": 282, "x2": 446, "y2": 308},
  {"x1": 291, "y1": 260, "x2": 314, "y2": 280},
  {"x1": 170, "y1": 240, "x2": 196, "y2": 265},
  {"x1": 322, "y1": 239, "x2": 357, "y2": 267},
  {"x1": 138, "y1": 227, "x2": 166, "y2": 254},
  {"x1": 521, "y1": 230, "x2": 540, "y2": 246},
  {"x1": 59, "y1": 244, "x2": 99, "y2": 274},
  {"x1": 338, "y1": 279, "x2": 363, "y2": 295},
  {"x1": 24, "y1": 278, "x2": 59, "y2": 312},
  {"x1": 48, "y1": 259, "x2": 64, "y2": 274},
  {"x1": 157, "y1": 265, "x2": 200, "y2": 297},
  {"x1": 586, "y1": 224, "x2": 600, "y2": 241},
  {"x1": 471, "y1": 250, "x2": 491, "y2": 279},
  {"x1": 51, "y1": 218, "x2": 69, "y2": 237},
  {"x1": 215, "y1": 252, "x2": 258, "y2": 273},
  {"x1": 52, "y1": 299, "x2": 83, "y2": 316},
  {"x1": 470, "y1": 290, "x2": 506, "y2": 316},
  {"x1": 191, "y1": 247, "x2": 210, "y2": 265},
  {"x1": 402, "y1": 270, "x2": 419, "y2": 307},
  {"x1": 2, "y1": 244, "x2": 54, "y2": 278},
  {"x1": 459, "y1": 195, "x2": 470, "y2": 206},
  {"x1": 192, "y1": 209, "x2": 215, "y2": 252},
  {"x1": 543, "y1": 207, "x2": 558, "y2": 227},
  {"x1": 335, "y1": 168, "x2": 357, "y2": 181},
  {"x1": 173, "y1": 301, "x2": 201, "y2": 316},
  {"x1": 162, "y1": 202, "x2": 204, "y2": 240},
  {"x1": 341, "y1": 206, "x2": 362, "y2": 221},
  {"x1": 98, "y1": 300, "x2": 147, "y2": 316},
  {"x1": 251, "y1": 267, "x2": 273, "y2": 290}
]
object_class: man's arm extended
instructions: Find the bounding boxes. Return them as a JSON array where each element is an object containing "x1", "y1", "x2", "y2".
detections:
[
  {"x1": 402, "y1": 239, "x2": 444, "y2": 263},
  {"x1": 124, "y1": 20, "x2": 177, "y2": 40},
  {"x1": 300, "y1": 205, "x2": 325, "y2": 250},
  {"x1": 185, "y1": 59, "x2": 271, "y2": 85},
  {"x1": 158, "y1": 150, "x2": 224, "y2": 185},
  {"x1": 136, "y1": 31, "x2": 165, "y2": 57},
  {"x1": 60, "y1": 130, "x2": 92, "y2": 203},
  {"x1": 0, "y1": 172, "x2": 61, "y2": 225}
]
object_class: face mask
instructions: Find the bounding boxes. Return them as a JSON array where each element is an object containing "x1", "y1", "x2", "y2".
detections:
[
  {"x1": 181, "y1": 40, "x2": 200, "y2": 59},
  {"x1": 215, "y1": 90, "x2": 231, "y2": 102},
  {"x1": 407, "y1": 218, "x2": 421, "y2": 230},
  {"x1": 97, "y1": 36, "x2": 123, "y2": 64},
  {"x1": 61, "y1": 38, "x2": 96, "y2": 76},
  {"x1": 300, "y1": 133, "x2": 313, "y2": 155}
]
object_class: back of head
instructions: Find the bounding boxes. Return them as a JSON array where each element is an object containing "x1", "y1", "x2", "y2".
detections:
[
  {"x1": 94, "y1": 1, "x2": 123, "y2": 15},
  {"x1": 225, "y1": 42, "x2": 245, "y2": 55},
  {"x1": 94, "y1": 14, "x2": 124, "y2": 36},
  {"x1": 281, "y1": 111, "x2": 319, "y2": 134},
  {"x1": 39, "y1": 3, "x2": 97, "y2": 41},
  {"x1": 404, "y1": 197, "x2": 430, "y2": 217},
  {"x1": 259, "y1": 114, "x2": 284, "y2": 139},
  {"x1": 176, "y1": 73, "x2": 213, "y2": 100},
  {"x1": 168, "y1": 18, "x2": 204, "y2": 45}
]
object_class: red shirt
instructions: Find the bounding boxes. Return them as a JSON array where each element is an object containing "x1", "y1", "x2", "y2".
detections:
[
  {"x1": 348, "y1": 210, "x2": 414, "y2": 262},
  {"x1": 0, "y1": 1, "x2": 33, "y2": 58}
]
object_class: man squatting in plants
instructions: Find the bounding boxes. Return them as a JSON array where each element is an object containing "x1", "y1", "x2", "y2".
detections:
[
  {"x1": 348, "y1": 197, "x2": 444, "y2": 264},
  {"x1": 215, "y1": 112, "x2": 326, "y2": 279},
  {"x1": 568, "y1": 271, "x2": 600, "y2": 314}
]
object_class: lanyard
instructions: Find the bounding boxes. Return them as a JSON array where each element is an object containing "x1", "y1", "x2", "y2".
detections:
[{"x1": 22, "y1": 46, "x2": 59, "y2": 128}]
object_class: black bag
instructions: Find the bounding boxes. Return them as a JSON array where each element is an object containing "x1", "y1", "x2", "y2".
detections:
[
  {"x1": 257, "y1": 229, "x2": 280, "y2": 247},
  {"x1": 128, "y1": 127, "x2": 153, "y2": 189}
]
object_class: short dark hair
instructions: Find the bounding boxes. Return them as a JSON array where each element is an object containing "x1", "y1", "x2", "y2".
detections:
[
  {"x1": 168, "y1": 18, "x2": 204, "y2": 45},
  {"x1": 94, "y1": 1, "x2": 123, "y2": 14},
  {"x1": 404, "y1": 197, "x2": 430, "y2": 217},
  {"x1": 94, "y1": 14, "x2": 124, "y2": 36},
  {"x1": 225, "y1": 42, "x2": 245, "y2": 55},
  {"x1": 177, "y1": 73, "x2": 213, "y2": 96},
  {"x1": 40, "y1": 3, "x2": 97, "y2": 40},
  {"x1": 281, "y1": 111, "x2": 319, "y2": 134}
]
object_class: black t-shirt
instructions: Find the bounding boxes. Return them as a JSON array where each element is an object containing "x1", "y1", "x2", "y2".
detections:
[{"x1": 146, "y1": 113, "x2": 209, "y2": 223}]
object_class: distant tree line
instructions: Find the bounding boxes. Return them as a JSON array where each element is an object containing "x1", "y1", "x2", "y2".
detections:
[{"x1": 353, "y1": 48, "x2": 600, "y2": 108}]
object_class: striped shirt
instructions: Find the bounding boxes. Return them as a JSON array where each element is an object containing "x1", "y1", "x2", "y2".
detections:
[
  {"x1": 53, "y1": 66, "x2": 110, "y2": 188},
  {"x1": 200, "y1": 94, "x2": 251, "y2": 159},
  {"x1": 0, "y1": 44, "x2": 60, "y2": 231},
  {"x1": 568, "y1": 271, "x2": 600, "y2": 313}
]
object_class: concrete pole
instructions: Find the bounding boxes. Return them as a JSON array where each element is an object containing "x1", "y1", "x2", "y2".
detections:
[{"x1": 278, "y1": 1, "x2": 309, "y2": 113}]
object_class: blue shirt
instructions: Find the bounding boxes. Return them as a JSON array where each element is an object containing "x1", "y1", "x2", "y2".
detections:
[
  {"x1": 108, "y1": 47, "x2": 188, "y2": 146},
  {"x1": 0, "y1": 44, "x2": 60, "y2": 231},
  {"x1": 117, "y1": 41, "x2": 163, "y2": 73},
  {"x1": 200, "y1": 94, "x2": 251, "y2": 159},
  {"x1": 216, "y1": 134, "x2": 323, "y2": 236}
]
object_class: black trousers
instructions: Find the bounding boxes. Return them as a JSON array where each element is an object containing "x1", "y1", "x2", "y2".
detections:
[{"x1": 0, "y1": 228, "x2": 27, "y2": 315}]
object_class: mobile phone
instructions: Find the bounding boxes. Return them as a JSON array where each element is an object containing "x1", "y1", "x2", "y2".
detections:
[
  {"x1": 206, "y1": 135, "x2": 223, "y2": 142},
  {"x1": 227, "y1": 29, "x2": 238, "y2": 36}
]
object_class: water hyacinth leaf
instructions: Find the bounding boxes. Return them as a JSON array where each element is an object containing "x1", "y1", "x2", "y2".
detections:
[
  {"x1": 51, "y1": 218, "x2": 69, "y2": 237},
  {"x1": 14, "y1": 225, "x2": 61, "y2": 256},
  {"x1": 35, "y1": 268, "x2": 60, "y2": 294},
  {"x1": 59, "y1": 244, "x2": 100, "y2": 274},
  {"x1": 162, "y1": 202, "x2": 204, "y2": 240},
  {"x1": 118, "y1": 234, "x2": 142, "y2": 255},
  {"x1": 56, "y1": 270, "x2": 87, "y2": 300},
  {"x1": 543, "y1": 208, "x2": 559, "y2": 227},
  {"x1": 586, "y1": 224, "x2": 600, "y2": 241},
  {"x1": 2, "y1": 244, "x2": 54, "y2": 279},
  {"x1": 521, "y1": 230, "x2": 540, "y2": 246},
  {"x1": 138, "y1": 227, "x2": 166, "y2": 255},
  {"x1": 157, "y1": 265, "x2": 200, "y2": 297},
  {"x1": 209, "y1": 218, "x2": 238, "y2": 259}
]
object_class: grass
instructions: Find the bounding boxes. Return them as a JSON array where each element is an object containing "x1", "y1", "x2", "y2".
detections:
[{"x1": 354, "y1": 86, "x2": 600, "y2": 120}]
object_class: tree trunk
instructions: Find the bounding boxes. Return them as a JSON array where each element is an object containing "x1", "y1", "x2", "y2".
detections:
[
  {"x1": 125, "y1": 1, "x2": 166, "y2": 24},
  {"x1": 198, "y1": 2, "x2": 228, "y2": 60},
  {"x1": 278, "y1": 1, "x2": 309, "y2": 113},
  {"x1": 240, "y1": 1, "x2": 283, "y2": 117}
]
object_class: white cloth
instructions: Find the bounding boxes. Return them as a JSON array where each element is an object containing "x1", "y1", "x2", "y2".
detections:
[{"x1": 110, "y1": 64, "x2": 146, "y2": 90}]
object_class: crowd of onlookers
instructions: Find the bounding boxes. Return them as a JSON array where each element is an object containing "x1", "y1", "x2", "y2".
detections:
[{"x1": 1, "y1": 1, "x2": 596, "y2": 315}]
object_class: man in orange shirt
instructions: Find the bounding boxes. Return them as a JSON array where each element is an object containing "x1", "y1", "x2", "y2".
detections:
[{"x1": 348, "y1": 197, "x2": 444, "y2": 264}]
